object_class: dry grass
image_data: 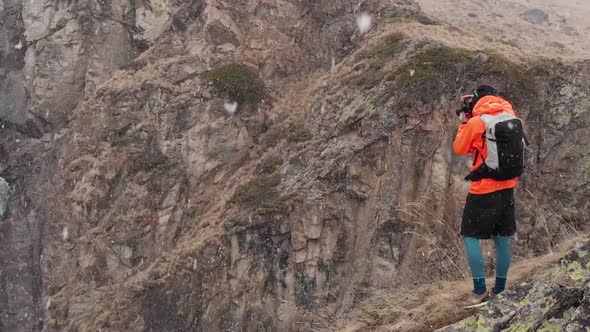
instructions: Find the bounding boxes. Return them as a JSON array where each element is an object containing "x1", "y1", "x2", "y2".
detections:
[
  {"x1": 315, "y1": 187, "x2": 587, "y2": 332},
  {"x1": 394, "y1": 192, "x2": 470, "y2": 283},
  {"x1": 521, "y1": 188, "x2": 580, "y2": 242},
  {"x1": 320, "y1": 235, "x2": 587, "y2": 332}
]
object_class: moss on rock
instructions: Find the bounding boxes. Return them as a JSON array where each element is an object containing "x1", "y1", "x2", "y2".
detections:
[
  {"x1": 356, "y1": 33, "x2": 407, "y2": 67},
  {"x1": 441, "y1": 241, "x2": 590, "y2": 331},
  {"x1": 478, "y1": 53, "x2": 535, "y2": 106},
  {"x1": 254, "y1": 192, "x2": 298, "y2": 215},
  {"x1": 395, "y1": 46, "x2": 473, "y2": 103},
  {"x1": 258, "y1": 154, "x2": 284, "y2": 174},
  {"x1": 288, "y1": 123, "x2": 313, "y2": 143},
  {"x1": 350, "y1": 33, "x2": 408, "y2": 90},
  {"x1": 387, "y1": 44, "x2": 540, "y2": 107},
  {"x1": 504, "y1": 322, "x2": 532, "y2": 332},
  {"x1": 537, "y1": 320, "x2": 564, "y2": 332},
  {"x1": 401, "y1": 47, "x2": 472, "y2": 85},
  {"x1": 229, "y1": 174, "x2": 281, "y2": 206},
  {"x1": 201, "y1": 63, "x2": 265, "y2": 104},
  {"x1": 229, "y1": 173, "x2": 296, "y2": 215}
]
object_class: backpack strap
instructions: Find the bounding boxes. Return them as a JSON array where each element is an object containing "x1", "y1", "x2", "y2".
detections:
[
  {"x1": 472, "y1": 131, "x2": 486, "y2": 166},
  {"x1": 465, "y1": 114, "x2": 494, "y2": 181}
]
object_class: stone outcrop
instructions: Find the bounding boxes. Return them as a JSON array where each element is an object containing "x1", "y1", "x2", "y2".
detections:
[
  {"x1": 523, "y1": 9, "x2": 549, "y2": 25},
  {"x1": 0, "y1": 0, "x2": 33, "y2": 132},
  {"x1": 441, "y1": 241, "x2": 590, "y2": 331},
  {"x1": 0, "y1": 177, "x2": 8, "y2": 218}
]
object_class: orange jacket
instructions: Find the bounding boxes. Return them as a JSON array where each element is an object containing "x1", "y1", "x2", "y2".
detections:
[{"x1": 453, "y1": 95, "x2": 518, "y2": 194}]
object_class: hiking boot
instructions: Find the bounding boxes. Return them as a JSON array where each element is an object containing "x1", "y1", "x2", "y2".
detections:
[
  {"x1": 462, "y1": 291, "x2": 489, "y2": 307},
  {"x1": 488, "y1": 289, "x2": 502, "y2": 300}
]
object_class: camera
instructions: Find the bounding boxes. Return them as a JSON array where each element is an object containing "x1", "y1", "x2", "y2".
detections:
[
  {"x1": 456, "y1": 95, "x2": 474, "y2": 116},
  {"x1": 455, "y1": 104, "x2": 471, "y2": 117}
]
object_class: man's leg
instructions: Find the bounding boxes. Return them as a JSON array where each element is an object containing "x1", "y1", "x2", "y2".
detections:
[
  {"x1": 492, "y1": 188, "x2": 516, "y2": 294},
  {"x1": 463, "y1": 236, "x2": 486, "y2": 295},
  {"x1": 493, "y1": 236, "x2": 511, "y2": 294}
]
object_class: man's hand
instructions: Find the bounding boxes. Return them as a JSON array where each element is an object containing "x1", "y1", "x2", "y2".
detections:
[
  {"x1": 459, "y1": 111, "x2": 471, "y2": 124},
  {"x1": 456, "y1": 94, "x2": 474, "y2": 124}
]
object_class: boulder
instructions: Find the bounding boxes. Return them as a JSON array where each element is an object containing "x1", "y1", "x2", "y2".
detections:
[{"x1": 524, "y1": 9, "x2": 549, "y2": 25}]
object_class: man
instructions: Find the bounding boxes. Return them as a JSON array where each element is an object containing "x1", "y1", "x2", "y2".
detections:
[{"x1": 453, "y1": 84, "x2": 523, "y2": 305}]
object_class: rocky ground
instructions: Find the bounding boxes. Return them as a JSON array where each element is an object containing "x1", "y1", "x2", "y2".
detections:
[
  {"x1": 327, "y1": 236, "x2": 589, "y2": 331},
  {"x1": 442, "y1": 240, "x2": 590, "y2": 332},
  {"x1": 418, "y1": 0, "x2": 590, "y2": 62},
  {"x1": 0, "y1": 0, "x2": 588, "y2": 331}
]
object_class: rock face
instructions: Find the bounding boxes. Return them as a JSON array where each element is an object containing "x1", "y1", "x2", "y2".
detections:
[
  {"x1": 0, "y1": 0, "x2": 32, "y2": 131},
  {"x1": 441, "y1": 241, "x2": 590, "y2": 331},
  {"x1": 0, "y1": 0, "x2": 588, "y2": 331},
  {"x1": 0, "y1": 177, "x2": 8, "y2": 217}
]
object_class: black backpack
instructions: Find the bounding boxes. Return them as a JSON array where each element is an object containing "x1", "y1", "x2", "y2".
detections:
[{"x1": 465, "y1": 111, "x2": 526, "y2": 181}]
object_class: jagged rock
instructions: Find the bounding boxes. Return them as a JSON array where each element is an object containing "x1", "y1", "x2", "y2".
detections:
[
  {"x1": 204, "y1": 7, "x2": 241, "y2": 47},
  {"x1": 0, "y1": 177, "x2": 9, "y2": 218},
  {"x1": 524, "y1": 9, "x2": 549, "y2": 25},
  {"x1": 304, "y1": 215, "x2": 323, "y2": 239},
  {"x1": 39, "y1": 133, "x2": 51, "y2": 142},
  {"x1": 0, "y1": 0, "x2": 30, "y2": 127},
  {"x1": 440, "y1": 241, "x2": 590, "y2": 331},
  {"x1": 135, "y1": 1, "x2": 173, "y2": 42}
]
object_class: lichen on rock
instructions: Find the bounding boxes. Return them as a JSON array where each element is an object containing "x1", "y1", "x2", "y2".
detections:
[{"x1": 440, "y1": 241, "x2": 590, "y2": 331}]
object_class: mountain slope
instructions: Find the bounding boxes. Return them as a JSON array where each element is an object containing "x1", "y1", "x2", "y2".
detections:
[{"x1": 0, "y1": 0, "x2": 588, "y2": 331}]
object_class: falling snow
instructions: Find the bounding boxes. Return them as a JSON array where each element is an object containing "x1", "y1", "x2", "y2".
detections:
[
  {"x1": 62, "y1": 226, "x2": 69, "y2": 241},
  {"x1": 0, "y1": 1, "x2": 587, "y2": 329},
  {"x1": 356, "y1": 13, "x2": 372, "y2": 35},
  {"x1": 224, "y1": 101, "x2": 238, "y2": 114}
]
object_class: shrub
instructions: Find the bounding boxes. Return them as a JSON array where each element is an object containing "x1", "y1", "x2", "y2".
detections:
[
  {"x1": 200, "y1": 63, "x2": 265, "y2": 104},
  {"x1": 288, "y1": 123, "x2": 313, "y2": 143},
  {"x1": 254, "y1": 192, "x2": 298, "y2": 215},
  {"x1": 258, "y1": 154, "x2": 284, "y2": 174},
  {"x1": 229, "y1": 174, "x2": 281, "y2": 206},
  {"x1": 229, "y1": 174, "x2": 298, "y2": 215}
]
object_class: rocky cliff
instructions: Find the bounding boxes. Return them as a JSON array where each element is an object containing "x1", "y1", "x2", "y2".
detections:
[{"x1": 0, "y1": 0, "x2": 588, "y2": 331}]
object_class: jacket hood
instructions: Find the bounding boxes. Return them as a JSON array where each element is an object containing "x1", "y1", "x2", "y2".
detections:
[{"x1": 472, "y1": 95, "x2": 515, "y2": 116}]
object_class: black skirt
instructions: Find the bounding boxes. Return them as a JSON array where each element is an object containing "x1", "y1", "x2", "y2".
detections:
[{"x1": 461, "y1": 188, "x2": 516, "y2": 239}]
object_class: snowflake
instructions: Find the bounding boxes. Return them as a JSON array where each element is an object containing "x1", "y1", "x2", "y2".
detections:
[
  {"x1": 224, "y1": 101, "x2": 238, "y2": 114},
  {"x1": 356, "y1": 13, "x2": 372, "y2": 35}
]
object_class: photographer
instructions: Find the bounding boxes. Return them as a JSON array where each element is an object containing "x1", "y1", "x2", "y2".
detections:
[{"x1": 453, "y1": 85, "x2": 525, "y2": 306}]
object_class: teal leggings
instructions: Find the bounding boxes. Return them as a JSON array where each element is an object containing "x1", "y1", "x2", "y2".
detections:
[{"x1": 463, "y1": 236, "x2": 511, "y2": 293}]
